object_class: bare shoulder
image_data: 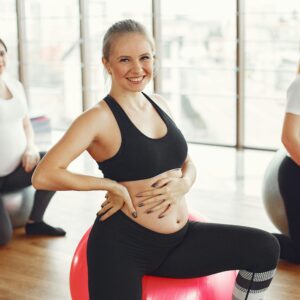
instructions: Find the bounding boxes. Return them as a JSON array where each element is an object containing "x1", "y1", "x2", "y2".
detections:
[
  {"x1": 62, "y1": 99, "x2": 113, "y2": 143},
  {"x1": 148, "y1": 93, "x2": 173, "y2": 117},
  {"x1": 78, "y1": 99, "x2": 111, "y2": 125}
]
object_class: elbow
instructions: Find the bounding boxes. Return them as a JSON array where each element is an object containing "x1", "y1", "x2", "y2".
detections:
[
  {"x1": 281, "y1": 131, "x2": 294, "y2": 151},
  {"x1": 281, "y1": 134, "x2": 300, "y2": 161},
  {"x1": 281, "y1": 132, "x2": 288, "y2": 147},
  {"x1": 32, "y1": 168, "x2": 50, "y2": 190},
  {"x1": 31, "y1": 170, "x2": 42, "y2": 189}
]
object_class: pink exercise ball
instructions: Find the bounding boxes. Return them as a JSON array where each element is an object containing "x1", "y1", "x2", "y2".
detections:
[{"x1": 69, "y1": 211, "x2": 237, "y2": 300}]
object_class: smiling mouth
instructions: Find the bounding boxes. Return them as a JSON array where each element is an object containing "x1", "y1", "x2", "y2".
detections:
[{"x1": 127, "y1": 76, "x2": 145, "y2": 83}]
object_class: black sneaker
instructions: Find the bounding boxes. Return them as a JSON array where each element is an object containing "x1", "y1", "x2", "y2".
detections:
[{"x1": 25, "y1": 221, "x2": 66, "y2": 236}]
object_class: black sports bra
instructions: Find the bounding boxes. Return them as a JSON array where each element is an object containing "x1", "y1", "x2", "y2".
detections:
[{"x1": 97, "y1": 93, "x2": 188, "y2": 182}]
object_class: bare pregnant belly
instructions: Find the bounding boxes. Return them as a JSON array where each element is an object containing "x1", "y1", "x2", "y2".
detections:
[{"x1": 120, "y1": 169, "x2": 189, "y2": 234}]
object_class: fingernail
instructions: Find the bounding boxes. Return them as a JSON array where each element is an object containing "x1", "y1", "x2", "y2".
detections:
[
  {"x1": 132, "y1": 212, "x2": 137, "y2": 218},
  {"x1": 138, "y1": 203, "x2": 144, "y2": 207}
]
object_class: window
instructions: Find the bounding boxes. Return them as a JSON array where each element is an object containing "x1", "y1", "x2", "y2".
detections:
[
  {"x1": 244, "y1": 0, "x2": 300, "y2": 149},
  {"x1": 23, "y1": 0, "x2": 82, "y2": 129},
  {"x1": 160, "y1": 0, "x2": 237, "y2": 145},
  {"x1": 0, "y1": 0, "x2": 18, "y2": 77}
]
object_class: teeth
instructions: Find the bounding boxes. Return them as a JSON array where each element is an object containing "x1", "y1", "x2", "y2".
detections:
[{"x1": 128, "y1": 76, "x2": 144, "y2": 82}]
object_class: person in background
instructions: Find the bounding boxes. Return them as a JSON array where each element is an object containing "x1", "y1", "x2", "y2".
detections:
[
  {"x1": 33, "y1": 20, "x2": 279, "y2": 300},
  {"x1": 273, "y1": 61, "x2": 300, "y2": 263},
  {"x1": 0, "y1": 38, "x2": 66, "y2": 246}
]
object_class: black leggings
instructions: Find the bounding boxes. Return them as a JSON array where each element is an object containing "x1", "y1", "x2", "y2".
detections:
[
  {"x1": 87, "y1": 210, "x2": 279, "y2": 300},
  {"x1": 274, "y1": 156, "x2": 300, "y2": 263},
  {"x1": 0, "y1": 152, "x2": 55, "y2": 245}
]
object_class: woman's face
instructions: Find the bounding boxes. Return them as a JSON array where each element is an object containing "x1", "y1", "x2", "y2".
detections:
[
  {"x1": 103, "y1": 33, "x2": 154, "y2": 93},
  {"x1": 0, "y1": 43, "x2": 7, "y2": 75}
]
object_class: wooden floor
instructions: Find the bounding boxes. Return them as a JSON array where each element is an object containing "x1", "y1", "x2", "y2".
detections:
[{"x1": 1, "y1": 144, "x2": 300, "y2": 300}]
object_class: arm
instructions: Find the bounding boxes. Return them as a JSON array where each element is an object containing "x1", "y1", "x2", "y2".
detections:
[
  {"x1": 282, "y1": 113, "x2": 300, "y2": 166},
  {"x1": 32, "y1": 108, "x2": 113, "y2": 191},
  {"x1": 32, "y1": 107, "x2": 137, "y2": 218},
  {"x1": 32, "y1": 108, "x2": 122, "y2": 193},
  {"x1": 23, "y1": 115, "x2": 36, "y2": 149},
  {"x1": 22, "y1": 116, "x2": 40, "y2": 172},
  {"x1": 18, "y1": 80, "x2": 36, "y2": 150},
  {"x1": 180, "y1": 155, "x2": 197, "y2": 191},
  {"x1": 32, "y1": 106, "x2": 137, "y2": 217}
]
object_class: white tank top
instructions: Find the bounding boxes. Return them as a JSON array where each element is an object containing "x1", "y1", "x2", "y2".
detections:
[
  {"x1": 0, "y1": 74, "x2": 28, "y2": 176},
  {"x1": 286, "y1": 74, "x2": 300, "y2": 115},
  {"x1": 284, "y1": 74, "x2": 300, "y2": 158}
]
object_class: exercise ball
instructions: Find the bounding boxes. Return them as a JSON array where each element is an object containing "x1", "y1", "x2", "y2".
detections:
[
  {"x1": 70, "y1": 212, "x2": 237, "y2": 300},
  {"x1": 1, "y1": 186, "x2": 35, "y2": 228},
  {"x1": 262, "y1": 149, "x2": 289, "y2": 235}
]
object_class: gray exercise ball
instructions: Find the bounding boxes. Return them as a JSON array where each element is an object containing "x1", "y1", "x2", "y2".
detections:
[
  {"x1": 262, "y1": 149, "x2": 289, "y2": 236},
  {"x1": 1, "y1": 186, "x2": 35, "y2": 228}
]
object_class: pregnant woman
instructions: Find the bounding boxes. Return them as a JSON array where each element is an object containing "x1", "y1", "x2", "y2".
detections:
[{"x1": 33, "y1": 20, "x2": 279, "y2": 300}]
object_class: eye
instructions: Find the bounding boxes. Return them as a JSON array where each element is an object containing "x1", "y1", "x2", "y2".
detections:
[
  {"x1": 120, "y1": 58, "x2": 129, "y2": 63},
  {"x1": 141, "y1": 55, "x2": 150, "y2": 61},
  {"x1": 0, "y1": 51, "x2": 5, "y2": 56}
]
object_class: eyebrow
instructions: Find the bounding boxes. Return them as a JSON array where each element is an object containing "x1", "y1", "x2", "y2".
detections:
[{"x1": 117, "y1": 53, "x2": 151, "y2": 59}]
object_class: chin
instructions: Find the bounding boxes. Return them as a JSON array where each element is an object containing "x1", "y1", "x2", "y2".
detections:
[{"x1": 130, "y1": 86, "x2": 146, "y2": 93}]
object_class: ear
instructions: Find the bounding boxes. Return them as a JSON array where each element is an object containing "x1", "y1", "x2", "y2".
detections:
[{"x1": 102, "y1": 57, "x2": 111, "y2": 74}]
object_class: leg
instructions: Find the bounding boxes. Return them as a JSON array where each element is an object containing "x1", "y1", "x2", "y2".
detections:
[
  {"x1": 28, "y1": 189, "x2": 55, "y2": 222},
  {"x1": 87, "y1": 217, "x2": 143, "y2": 300},
  {"x1": 150, "y1": 221, "x2": 279, "y2": 300},
  {"x1": 2, "y1": 152, "x2": 53, "y2": 213},
  {"x1": 274, "y1": 156, "x2": 300, "y2": 263},
  {"x1": 1, "y1": 152, "x2": 65, "y2": 236},
  {"x1": 0, "y1": 197, "x2": 13, "y2": 246}
]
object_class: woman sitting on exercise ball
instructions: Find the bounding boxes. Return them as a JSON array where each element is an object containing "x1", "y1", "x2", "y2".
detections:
[
  {"x1": 273, "y1": 60, "x2": 300, "y2": 263},
  {"x1": 33, "y1": 19, "x2": 279, "y2": 300},
  {"x1": 0, "y1": 38, "x2": 65, "y2": 246}
]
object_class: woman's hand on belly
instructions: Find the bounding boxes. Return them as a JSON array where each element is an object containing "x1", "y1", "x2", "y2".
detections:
[{"x1": 135, "y1": 169, "x2": 190, "y2": 218}]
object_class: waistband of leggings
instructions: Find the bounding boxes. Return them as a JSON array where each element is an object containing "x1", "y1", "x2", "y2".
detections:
[{"x1": 111, "y1": 210, "x2": 189, "y2": 245}]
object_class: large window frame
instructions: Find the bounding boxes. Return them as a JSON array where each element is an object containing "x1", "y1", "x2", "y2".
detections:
[{"x1": 14, "y1": 0, "x2": 298, "y2": 151}]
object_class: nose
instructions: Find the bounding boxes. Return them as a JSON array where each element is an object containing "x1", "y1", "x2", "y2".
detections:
[{"x1": 131, "y1": 60, "x2": 143, "y2": 74}]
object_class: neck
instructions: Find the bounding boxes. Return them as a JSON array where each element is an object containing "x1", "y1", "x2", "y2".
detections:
[{"x1": 109, "y1": 89, "x2": 146, "y2": 108}]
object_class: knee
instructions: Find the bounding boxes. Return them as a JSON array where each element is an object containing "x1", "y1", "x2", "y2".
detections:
[{"x1": 253, "y1": 230, "x2": 280, "y2": 271}]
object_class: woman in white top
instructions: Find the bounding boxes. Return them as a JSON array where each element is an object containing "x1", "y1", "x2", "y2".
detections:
[
  {"x1": 0, "y1": 38, "x2": 65, "y2": 246},
  {"x1": 273, "y1": 63, "x2": 300, "y2": 263}
]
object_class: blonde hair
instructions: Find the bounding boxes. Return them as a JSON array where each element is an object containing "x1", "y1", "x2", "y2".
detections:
[{"x1": 102, "y1": 19, "x2": 155, "y2": 61}]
